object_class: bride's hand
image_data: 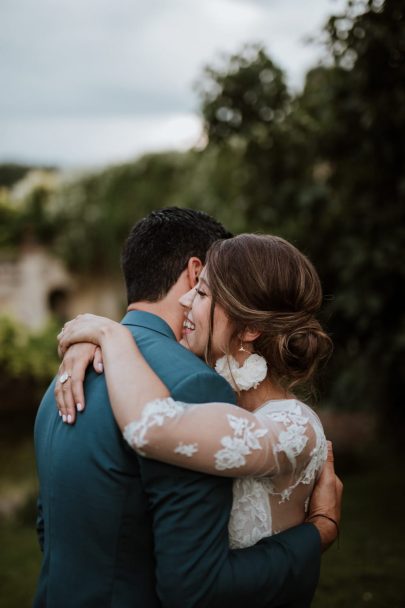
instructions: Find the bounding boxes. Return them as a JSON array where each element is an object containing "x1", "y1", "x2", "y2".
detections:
[
  {"x1": 55, "y1": 342, "x2": 104, "y2": 424},
  {"x1": 57, "y1": 313, "x2": 117, "y2": 355}
]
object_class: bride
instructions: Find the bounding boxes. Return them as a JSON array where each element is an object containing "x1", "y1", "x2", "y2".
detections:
[{"x1": 57, "y1": 234, "x2": 333, "y2": 548}]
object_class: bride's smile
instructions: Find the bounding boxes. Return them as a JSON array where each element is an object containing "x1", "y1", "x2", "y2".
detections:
[{"x1": 179, "y1": 271, "x2": 233, "y2": 361}]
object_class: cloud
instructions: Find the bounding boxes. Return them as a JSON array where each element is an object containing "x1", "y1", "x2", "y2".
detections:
[
  {"x1": 0, "y1": 0, "x2": 347, "y2": 166},
  {"x1": 0, "y1": 113, "x2": 202, "y2": 168}
]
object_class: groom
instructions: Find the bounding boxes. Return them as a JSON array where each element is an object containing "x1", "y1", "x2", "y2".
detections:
[{"x1": 34, "y1": 208, "x2": 341, "y2": 607}]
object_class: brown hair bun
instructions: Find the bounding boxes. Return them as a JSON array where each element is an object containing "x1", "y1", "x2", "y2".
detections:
[{"x1": 205, "y1": 234, "x2": 332, "y2": 392}]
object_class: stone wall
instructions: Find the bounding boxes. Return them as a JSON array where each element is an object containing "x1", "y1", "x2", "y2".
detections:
[{"x1": 0, "y1": 245, "x2": 124, "y2": 330}]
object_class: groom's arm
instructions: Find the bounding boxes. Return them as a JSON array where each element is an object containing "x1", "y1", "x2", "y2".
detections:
[
  {"x1": 138, "y1": 371, "x2": 322, "y2": 608},
  {"x1": 203, "y1": 524, "x2": 321, "y2": 608}
]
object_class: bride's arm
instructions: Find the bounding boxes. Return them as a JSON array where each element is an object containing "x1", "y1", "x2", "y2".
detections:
[{"x1": 58, "y1": 314, "x2": 324, "y2": 479}]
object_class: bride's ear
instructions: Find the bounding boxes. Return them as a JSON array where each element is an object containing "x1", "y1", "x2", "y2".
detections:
[
  {"x1": 240, "y1": 327, "x2": 262, "y2": 345},
  {"x1": 186, "y1": 257, "x2": 204, "y2": 288}
]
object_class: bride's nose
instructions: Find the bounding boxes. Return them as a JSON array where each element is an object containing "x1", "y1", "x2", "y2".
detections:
[{"x1": 179, "y1": 287, "x2": 195, "y2": 309}]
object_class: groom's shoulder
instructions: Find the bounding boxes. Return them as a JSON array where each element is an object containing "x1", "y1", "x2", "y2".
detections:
[
  {"x1": 133, "y1": 322, "x2": 210, "y2": 373},
  {"x1": 127, "y1": 323, "x2": 236, "y2": 404},
  {"x1": 122, "y1": 311, "x2": 209, "y2": 372},
  {"x1": 151, "y1": 336, "x2": 236, "y2": 403}
]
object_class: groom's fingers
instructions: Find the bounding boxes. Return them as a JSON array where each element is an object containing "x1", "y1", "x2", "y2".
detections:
[
  {"x1": 317, "y1": 441, "x2": 336, "y2": 489},
  {"x1": 307, "y1": 441, "x2": 343, "y2": 527},
  {"x1": 323, "y1": 443, "x2": 336, "y2": 485}
]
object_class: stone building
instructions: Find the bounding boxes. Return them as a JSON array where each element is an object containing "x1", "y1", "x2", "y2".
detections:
[{"x1": 0, "y1": 244, "x2": 124, "y2": 330}]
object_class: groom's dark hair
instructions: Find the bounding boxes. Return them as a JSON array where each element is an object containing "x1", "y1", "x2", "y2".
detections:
[{"x1": 121, "y1": 207, "x2": 233, "y2": 304}]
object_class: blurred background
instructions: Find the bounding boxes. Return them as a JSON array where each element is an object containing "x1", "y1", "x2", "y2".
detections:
[{"x1": 0, "y1": 0, "x2": 404, "y2": 606}]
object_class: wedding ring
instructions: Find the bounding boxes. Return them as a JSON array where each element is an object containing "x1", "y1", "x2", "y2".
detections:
[{"x1": 59, "y1": 371, "x2": 71, "y2": 384}]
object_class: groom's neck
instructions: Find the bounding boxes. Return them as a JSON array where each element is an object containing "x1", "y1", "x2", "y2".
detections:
[
  {"x1": 127, "y1": 297, "x2": 183, "y2": 341},
  {"x1": 126, "y1": 269, "x2": 192, "y2": 342}
]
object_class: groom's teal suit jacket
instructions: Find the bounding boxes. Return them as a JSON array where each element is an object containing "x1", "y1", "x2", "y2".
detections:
[{"x1": 34, "y1": 311, "x2": 321, "y2": 607}]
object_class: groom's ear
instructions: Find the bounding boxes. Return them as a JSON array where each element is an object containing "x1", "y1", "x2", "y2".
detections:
[{"x1": 186, "y1": 257, "x2": 203, "y2": 288}]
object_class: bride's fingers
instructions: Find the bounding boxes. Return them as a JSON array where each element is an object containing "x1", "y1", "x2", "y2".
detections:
[
  {"x1": 57, "y1": 319, "x2": 80, "y2": 351},
  {"x1": 55, "y1": 367, "x2": 76, "y2": 424},
  {"x1": 55, "y1": 351, "x2": 78, "y2": 423},
  {"x1": 70, "y1": 351, "x2": 91, "y2": 413},
  {"x1": 54, "y1": 365, "x2": 66, "y2": 418},
  {"x1": 61, "y1": 377, "x2": 77, "y2": 424},
  {"x1": 93, "y1": 347, "x2": 104, "y2": 374},
  {"x1": 62, "y1": 343, "x2": 98, "y2": 417},
  {"x1": 57, "y1": 331, "x2": 69, "y2": 353},
  {"x1": 58, "y1": 326, "x2": 93, "y2": 351}
]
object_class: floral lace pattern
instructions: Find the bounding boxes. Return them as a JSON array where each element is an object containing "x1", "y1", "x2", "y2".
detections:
[
  {"x1": 229, "y1": 478, "x2": 272, "y2": 549},
  {"x1": 228, "y1": 402, "x2": 327, "y2": 547},
  {"x1": 123, "y1": 398, "x2": 186, "y2": 456},
  {"x1": 214, "y1": 415, "x2": 268, "y2": 470},
  {"x1": 123, "y1": 397, "x2": 327, "y2": 549},
  {"x1": 174, "y1": 442, "x2": 199, "y2": 457},
  {"x1": 270, "y1": 404, "x2": 309, "y2": 468}
]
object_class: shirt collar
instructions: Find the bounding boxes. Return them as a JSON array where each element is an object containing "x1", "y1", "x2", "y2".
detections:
[{"x1": 121, "y1": 310, "x2": 176, "y2": 341}]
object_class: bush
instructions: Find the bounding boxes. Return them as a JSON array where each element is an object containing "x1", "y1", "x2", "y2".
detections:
[{"x1": 0, "y1": 316, "x2": 59, "y2": 414}]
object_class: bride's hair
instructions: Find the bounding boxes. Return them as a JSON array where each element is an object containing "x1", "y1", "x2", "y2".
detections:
[{"x1": 205, "y1": 234, "x2": 332, "y2": 392}]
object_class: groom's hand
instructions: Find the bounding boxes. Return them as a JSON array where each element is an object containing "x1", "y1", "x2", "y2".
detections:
[{"x1": 306, "y1": 441, "x2": 343, "y2": 552}]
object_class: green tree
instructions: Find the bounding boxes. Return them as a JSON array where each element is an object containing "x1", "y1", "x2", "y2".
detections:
[
  {"x1": 308, "y1": 0, "x2": 405, "y2": 424},
  {"x1": 197, "y1": 1, "x2": 405, "y2": 428},
  {"x1": 197, "y1": 44, "x2": 303, "y2": 228}
]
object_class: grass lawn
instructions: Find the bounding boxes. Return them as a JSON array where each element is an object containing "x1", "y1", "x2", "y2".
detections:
[
  {"x1": 0, "y1": 431, "x2": 404, "y2": 608},
  {"x1": 313, "y1": 455, "x2": 405, "y2": 607},
  {"x1": 0, "y1": 431, "x2": 41, "y2": 608},
  {"x1": 0, "y1": 522, "x2": 41, "y2": 608}
]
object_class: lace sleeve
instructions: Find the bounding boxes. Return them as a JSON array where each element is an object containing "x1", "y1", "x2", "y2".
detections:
[{"x1": 123, "y1": 397, "x2": 327, "y2": 479}]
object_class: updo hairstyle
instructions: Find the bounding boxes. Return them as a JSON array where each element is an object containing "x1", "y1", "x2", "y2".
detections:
[{"x1": 205, "y1": 234, "x2": 332, "y2": 392}]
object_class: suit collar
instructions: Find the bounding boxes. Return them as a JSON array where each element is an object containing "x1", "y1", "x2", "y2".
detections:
[{"x1": 121, "y1": 310, "x2": 176, "y2": 341}]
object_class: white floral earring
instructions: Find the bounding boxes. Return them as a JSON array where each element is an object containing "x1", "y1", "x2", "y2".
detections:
[{"x1": 215, "y1": 341, "x2": 268, "y2": 391}]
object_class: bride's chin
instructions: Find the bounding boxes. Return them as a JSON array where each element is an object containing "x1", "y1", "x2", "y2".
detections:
[
  {"x1": 180, "y1": 337, "x2": 202, "y2": 357},
  {"x1": 179, "y1": 337, "x2": 191, "y2": 350}
]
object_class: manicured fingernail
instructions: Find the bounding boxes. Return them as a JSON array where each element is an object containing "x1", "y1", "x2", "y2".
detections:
[
  {"x1": 62, "y1": 415, "x2": 67, "y2": 423},
  {"x1": 76, "y1": 403, "x2": 83, "y2": 412},
  {"x1": 67, "y1": 414, "x2": 72, "y2": 424},
  {"x1": 97, "y1": 363, "x2": 103, "y2": 372},
  {"x1": 58, "y1": 410, "x2": 62, "y2": 417}
]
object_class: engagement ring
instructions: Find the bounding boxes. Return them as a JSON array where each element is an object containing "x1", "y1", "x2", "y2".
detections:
[{"x1": 59, "y1": 372, "x2": 71, "y2": 384}]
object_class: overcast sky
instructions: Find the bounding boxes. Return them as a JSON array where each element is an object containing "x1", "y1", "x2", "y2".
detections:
[{"x1": 0, "y1": 0, "x2": 347, "y2": 168}]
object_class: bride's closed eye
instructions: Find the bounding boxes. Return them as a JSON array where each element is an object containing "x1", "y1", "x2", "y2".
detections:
[{"x1": 195, "y1": 287, "x2": 208, "y2": 298}]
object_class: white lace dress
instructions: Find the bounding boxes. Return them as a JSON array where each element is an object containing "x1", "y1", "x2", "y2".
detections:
[{"x1": 123, "y1": 397, "x2": 327, "y2": 549}]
